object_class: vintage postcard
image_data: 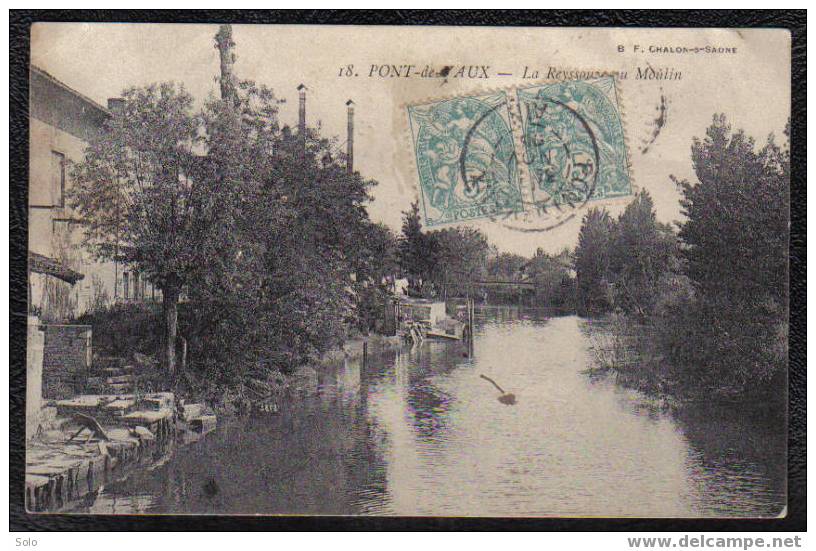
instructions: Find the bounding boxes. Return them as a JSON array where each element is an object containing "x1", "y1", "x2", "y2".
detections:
[{"x1": 25, "y1": 23, "x2": 790, "y2": 517}]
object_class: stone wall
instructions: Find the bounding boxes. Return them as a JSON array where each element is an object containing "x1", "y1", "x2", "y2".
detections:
[
  {"x1": 42, "y1": 325, "x2": 92, "y2": 400},
  {"x1": 27, "y1": 316, "x2": 45, "y2": 440}
]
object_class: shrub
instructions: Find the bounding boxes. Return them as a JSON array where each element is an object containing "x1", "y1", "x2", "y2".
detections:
[{"x1": 76, "y1": 302, "x2": 162, "y2": 359}]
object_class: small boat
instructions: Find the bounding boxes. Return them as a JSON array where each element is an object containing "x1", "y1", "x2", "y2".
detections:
[
  {"x1": 398, "y1": 298, "x2": 466, "y2": 341},
  {"x1": 426, "y1": 318, "x2": 466, "y2": 340},
  {"x1": 425, "y1": 329, "x2": 461, "y2": 340}
]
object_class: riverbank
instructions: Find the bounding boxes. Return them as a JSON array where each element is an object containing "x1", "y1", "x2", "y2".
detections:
[
  {"x1": 26, "y1": 391, "x2": 217, "y2": 512},
  {"x1": 209, "y1": 332, "x2": 405, "y2": 416},
  {"x1": 24, "y1": 334, "x2": 404, "y2": 509},
  {"x1": 582, "y1": 314, "x2": 786, "y2": 419},
  {"x1": 283, "y1": 333, "x2": 404, "y2": 397},
  {"x1": 320, "y1": 333, "x2": 403, "y2": 364}
]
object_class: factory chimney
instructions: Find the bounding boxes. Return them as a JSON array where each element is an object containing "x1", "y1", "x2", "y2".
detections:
[
  {"x1": 214, "y1": 24, "x2": 237, "y2": 105},
  {"x1": 346, "y1": 99, "x2": 355, "y2": 174},
  {"x1": 297, "y1": 84, "x2": 307, "y2": 147}
]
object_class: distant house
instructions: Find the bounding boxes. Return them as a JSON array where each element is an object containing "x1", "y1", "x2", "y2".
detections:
[{"x1": 29, "y1": 66, "x2": 159, "y2": 321}]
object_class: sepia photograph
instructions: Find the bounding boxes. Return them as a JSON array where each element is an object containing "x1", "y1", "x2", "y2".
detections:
[{"x1": 16, "y1": 18, "x2": 796, "y2": 522}]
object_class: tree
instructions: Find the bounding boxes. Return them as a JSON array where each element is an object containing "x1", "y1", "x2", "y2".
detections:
[
  {"x1": 432, "y1": 226, "x2": 490, "y2": 297},
  {"x1": 70, "y1": 83, "x2": 214, "y2": 375},
  {"x1": 351, "y1": 222, "x2": 399, "y2": 333},
  {"x1": 608, "y1": 190, "x2": 676, "y2": 320},
  {"x1": 487, "y1": 252, "x2": 528, "y2": 281},
  {"x1": 356, "y1": 222, "x2": 399, "y2": 285},
  {"x1": 575, "y1": 192, "x2": 677, "y2": 319},
  {"x1": 524, "y1": 247, "x2": 575, "y2": 308},
  {"x1": 668, "y1": 114, "x2": 789, "y2": 395},
  {"x1": 70, "y1": 35, "x2": 394, "y2": 393},
  {"x1": 574, "y1": 208, "x2": 615, "y2": 316},
  {"x1": 486, "y1": 252, "x2": 528, "y2": 303},
  {"x1": 398, "y1": 200, "x2": 438, "y2": 292},
  {"x1": 677, "y1": 114, "x2": 789, "y2": 305},
  {"x1": 187, "y1": 80, "x2": 381, "y2": 374}
]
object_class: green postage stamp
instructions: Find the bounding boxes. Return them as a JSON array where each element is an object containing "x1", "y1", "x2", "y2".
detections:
[
  {"x1": 407, "y1": 92, "x2": 524, "y2": 227},
  {"x1": 407, "y1": 76, "x2": 632, "y2": 226}
]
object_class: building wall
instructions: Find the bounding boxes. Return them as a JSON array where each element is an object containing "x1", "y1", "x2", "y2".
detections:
[
  {"x1": 29, "y1": 69, "x2": 124, "y2": 320},
  {"x1": 29, "y1": 117, "x2": 124, "y2": 319},
  {"x1": 29, "y1": 67, "x2": 164, "y2": 322}
]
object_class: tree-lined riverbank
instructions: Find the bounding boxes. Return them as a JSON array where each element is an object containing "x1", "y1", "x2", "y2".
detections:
[{"x1": 575, "y1": 116, "x2": 789, "y2": 404}]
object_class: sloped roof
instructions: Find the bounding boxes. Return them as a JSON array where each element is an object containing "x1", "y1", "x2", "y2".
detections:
[
  {"x1": 29, "y1": 251, "x2": 84, "y2": 284},
  {"x1": 30, "y1": 65, "x2": 110, "y2": 116}
]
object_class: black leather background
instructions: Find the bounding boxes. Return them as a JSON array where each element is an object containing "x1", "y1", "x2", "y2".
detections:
[{"x1": 9, "y1": 10, "x2": 806, "y2": 532}]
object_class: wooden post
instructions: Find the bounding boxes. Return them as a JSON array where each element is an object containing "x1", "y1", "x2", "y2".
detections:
[
  {"x1": 470, "y1": 301, "x2": 476, "y2": 356},
  {"x1": 467, "y1": 298, "x2": 475, "y2": 357},
  {"x1": 180, "y1": 336, "x2": 187, "y2": 374}
]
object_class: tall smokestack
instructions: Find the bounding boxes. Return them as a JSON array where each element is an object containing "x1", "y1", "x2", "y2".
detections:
[
  {"x1": 215, "y1": 24, "x2": 237, "y2": 104},
  {"x1": 297, "y1": 84, "x2": 307, "y2": 143},
  {"x1": 346, "y1": 99, "x2": 355, "y2": 174}
]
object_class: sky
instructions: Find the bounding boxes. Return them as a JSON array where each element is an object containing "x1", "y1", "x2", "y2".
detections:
[{"x1": 31, "y1": 24, "x2": 790, "y2": 256}]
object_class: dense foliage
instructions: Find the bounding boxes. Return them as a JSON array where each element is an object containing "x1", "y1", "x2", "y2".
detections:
[
  {"x1": 71, "y1": 57, "x2": 786, "y2": 406},
  {"x1": 574, "y1": 208, "x2": 615, "y2": 315},
  {"x1": 72, "y1": 80, "x2": 397, "y2": 384},
  {"x1": 397, "y1": 201, "x2": 438, "y2": 292},
  {"x1": 576, "y1": 115, "x2": 789, "y2": 400},
  {"x1": 667, "y1": 115, "x2": 789, "y2": 398},
  {"x1": 70, "y1": 84, "x2": 213, "y2": 374},
  {"x1": 523, "y1": 248, "x2": 575, "y2": 310},
  {"x1": 396, "y1": 200, "x2": 574, "y2": 304}
]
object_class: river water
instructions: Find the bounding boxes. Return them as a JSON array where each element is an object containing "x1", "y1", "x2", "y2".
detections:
[{"x1": 77, "y1": 307, "x2": 786, "y2": 517}]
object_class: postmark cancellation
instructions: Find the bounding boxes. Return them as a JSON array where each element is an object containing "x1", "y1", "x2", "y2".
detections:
[{"x1": 406, "y1": 76, "x2": 633, "y2": 227}]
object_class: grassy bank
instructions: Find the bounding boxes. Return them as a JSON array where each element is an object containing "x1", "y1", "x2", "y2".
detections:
[
  {"x1": 583, "y1": 315, "x2": 672, "y2": 398},
  {"x1": 77, "y1": 302, "x2": 405, "y2": 415},
  {"x1": 202, "y1": 332, "x2": 404, "y2": 416},
  {"x1": 582, "y1": 314, "x2": 785, "y2": 418}
]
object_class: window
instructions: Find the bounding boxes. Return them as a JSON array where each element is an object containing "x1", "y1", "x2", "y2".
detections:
[
  {"x1": 133, "y1": 272, "x2": 141, "y2": 301},
  {"x1": 51, "y1": 151, "x2": 66, "y2": 207}
]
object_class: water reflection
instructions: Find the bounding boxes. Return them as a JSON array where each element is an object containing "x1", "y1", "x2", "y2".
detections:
[
  {"x1": 76, "y1": 307, "x2": 785, "y2": 517},
  {"x1": 676, "y1": 406, "x2": 786, "y2": 518}
]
